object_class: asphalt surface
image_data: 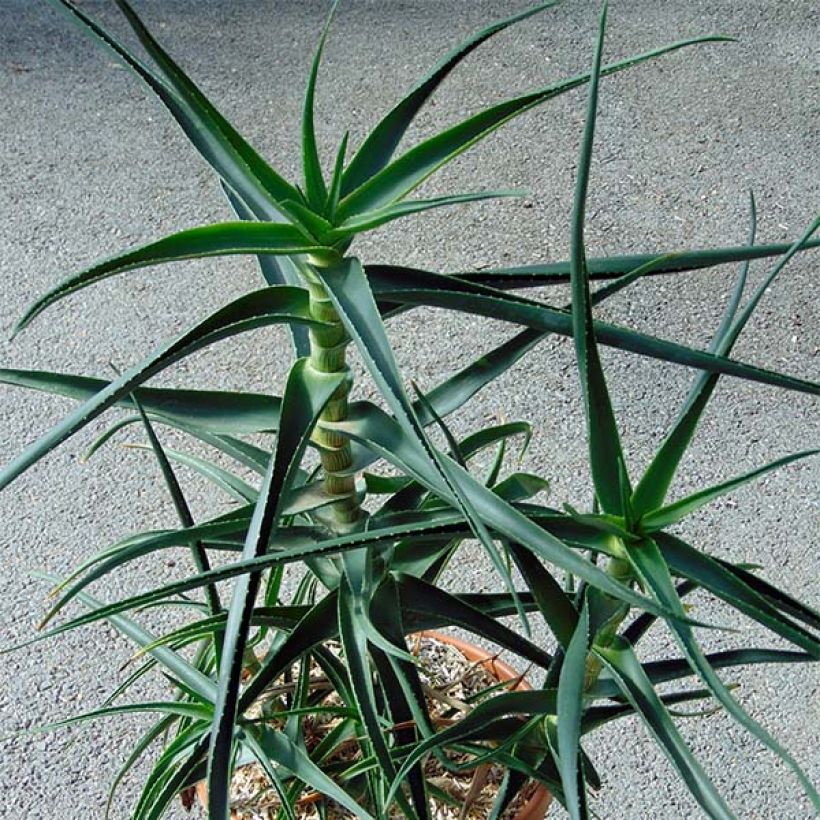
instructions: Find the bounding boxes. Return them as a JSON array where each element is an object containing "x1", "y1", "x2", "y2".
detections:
[{"x1": 1, "y1": 1, "x2": 817, "y2": 818}]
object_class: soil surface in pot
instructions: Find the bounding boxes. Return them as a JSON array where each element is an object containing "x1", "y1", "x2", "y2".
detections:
[{"x1": 221, "y1": 634, "x2": 539, "y2": 819}]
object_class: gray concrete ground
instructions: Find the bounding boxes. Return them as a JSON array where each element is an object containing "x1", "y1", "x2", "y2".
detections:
[{"x1": 1, "y1": 1, "x2": 817, "y2": 818}]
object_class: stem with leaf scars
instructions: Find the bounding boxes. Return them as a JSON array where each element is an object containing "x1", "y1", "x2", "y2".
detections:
[{"x1": 303, "y1": 257, "x2": 363, "y2": 533}]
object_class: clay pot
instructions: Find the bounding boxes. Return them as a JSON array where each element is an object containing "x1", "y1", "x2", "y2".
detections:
[
  {"x1": 418, "y1": 630, "x2": 552, "y2": 820},
  {"x1": 195, "y1": 631, "x2": 552, "y2": 819}
]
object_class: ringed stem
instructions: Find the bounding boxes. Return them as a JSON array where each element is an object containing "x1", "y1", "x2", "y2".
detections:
[{"x1": 303, "y1": 259, "x2": 363, "y2": 533}]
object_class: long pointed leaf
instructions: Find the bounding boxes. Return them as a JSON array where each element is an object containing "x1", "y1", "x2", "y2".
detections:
[
  {"x1": 556, "y1": 599, "x2": 590, "y2": 819},
  {"x1": 207, "y1": 361, "x2": 345, "y2": 819},
  {"x1": 655, "y1": 533, "x2": 820, "y2": 656},
  {"x1": 16, "y1": 222, "x2": 319, "y2": 333},
  {"x1": 0, "y1": 287, "x2": 320, "y2": 492},
  {"x1": 51, "y1": 0, "x2": 299, "y2": 220},
  {"x1": 302, "y1": 2, "x2": 338, "y2": 209},
  {"x1": 641, "y1": 449, "x2": 818, "y2": 531},
  {"x1": 632, "y1": 213, "x2": 820, "y2": 513},
  {"x1": 338, "y1": 34, "x2": 732, "y2": 218},
  {"x1": 341, "y1": 1, "x2": 559, "y2": 193},
  {"x1": 0, "y1": 369, "x2": 281, "y2": 435},
  {"x1": 327, "y1": 402, "x2": 680, "y2": 619},
  {"x1": 317, "y1": 257, "x2": 527, "y2": 623},
  {"x1": 624, "y1": 539, "x2": 819, "y2": 810},
  {"x1": 568, "y1": 1, "x2": 627, "y2": 514},
  {"x1": 366, "y1": 265, "x2": 820, "y2": 395},
  {"x1": 595, "y1": 636, "x2": 735, "y2": 819}
]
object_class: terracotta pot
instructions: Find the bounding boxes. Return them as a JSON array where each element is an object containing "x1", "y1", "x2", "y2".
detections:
[
  {"x1": 195, "y1": 631, "x2": 552, "y2": 819},
  {"x1": 418, "y1": 630, "x2": 552, "y2": 820}
]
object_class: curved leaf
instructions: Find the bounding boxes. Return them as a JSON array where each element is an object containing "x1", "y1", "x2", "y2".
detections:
[
  {"x1": 568, "y1": 5, "x2": 628, "y2": 515},
  {"x1": 632, "y1": 213, "x2": 820, "y2": 513},
  {"x1": 624, "y1": 539, "x2": 819, "y2": 810},
  {"x1": 17, "y1": 222, "x2": 319, "y2": 333},
  {"x1": 338, "y1": 34, "x2": 732, "y2": 218},
  {"x1": 0, "y1": 369, "x2": 282, "y2": 435},
  {"x1": 595, "y1": 636, "x2": 735, "y2": 820},
  {"x1": 51, "y1": 0, "x2": 299, "y2": 220},
  {"x1": 327, "y1": 402, "x2": 678, "y2": 619},
  {"x1": 556, "y1": 599, "x2": 591, "y2": 819},
  {"x1": 341, "y1": 1, "x2": 559, "y2": 193},
  {"x1": 656, "y1": 533, "x2": 820, "y2": 656},
  {"x1": 301, "y1": 2, "x2": 338, "y2": 209},
  {"x1": 641, "y1": 449, "x2": 819, "y2": 531},
  {"x1": 0, "y1": 286, "x2": 321, "y2": 492},
  {"x1": 367, "y1": 266, "x2": 820, "y2": 396},
  {"x1": 457, "y1": 237, "x2": 820, "y2": 289},
  {"x1": 207, "y1": 361, "x2": 345, "y2": 819}
]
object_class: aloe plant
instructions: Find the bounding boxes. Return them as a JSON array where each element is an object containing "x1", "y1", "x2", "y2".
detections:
[{"x1": 2, "y1": 2, "x2": 818, "y2": 818}]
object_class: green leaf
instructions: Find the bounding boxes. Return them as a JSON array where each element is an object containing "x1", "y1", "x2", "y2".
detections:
[
  {"x1": 248, "y1": 723, "x2": 374, "y2": 819},
  {"x1": 16, "y1": 222, "x2": 320, "y2": 333},
  {"x1": 338, "y1": 34, "x2": 732, "y2": 219},
  {"x1": 220, "y1": 180, "x2": 310, "y2": 356},
  {"x1": 622, "y1": 579, "x2": 698, "y2": 645},
  {"x1": 656, "y1": 533, "x2": 820, "y2": 656},
  {"x1": 416, "y1": 328, "x2": 544, "y2": 421},
  {"x1": 328, "y1": 402, "x2": 678, "y2": 619},
  {"x1": 595, "y1": 636, "x2": 735, "y2": 819},
  {"x1": 624, "y1": 538, "x2": 819, "y2": 810},
  {"x1": 240, "y1": 730, "x2": 297, "y2": 820},
  {"x1": 317, "y1": 257, "x2": 527, "y2": 625},
  {"x1": 459, "y1": 422, "x2": 533, "y2": 463},
  {"x1": 207, "y1": 360, "x2": 345, "y2": 820},
  {"x1": 341, "y1": 1, "x2": 559, "y2": 194},
  {"x1": 54, "y1": 0, "x2": 300, "y2": 219},
  {"x1": 105, "y1": 716, "x2": 176, "y2": 819},
  {"x1": 581, "y1": 687, "x2": 717, "y2": 733},
  {"x1": 589, "y1": 647, "x2": 814, "y2": 698},
  {"x1": 0, "y1": 286, "x2": 320, "y2": 492},
  {"x1": 641, "y1": 449, "x2": 819, "y2": 531},
  {"x1": 367, "y1": 590, "x2": 431, "y2": 820},
  {"x1": 9, "y1": 701, "x2": 211, "y2": 742},
  {"x1": 239, "y1": 593, "x2": 340, "y2": 713},
  {"x1": 556, "y1": 598, "x2": 591, "y2": 819},
  {"x1": 125, "y1": 442, "x2": 257, "y2": 503},
  {"x1": 19, "y1": 515, "x2": 477, "y2": 648},
  {"x1": 632, "y1": 212, "x2": 820, "y2": 514},
  {"x1": 329, "y1": 190, "x2": 522, "y2": 240},
  {"x1": 411, "y1": 382, "x2": 467, "y2": 467},
  {"x1": 0, "y1": 369, "x2": 281, "y2": 435},
  {"x1": 389, "y1": 689, "x2": 559, "y2": 805},
  {"x1": 132, "y1": 400, "x2": 222, "y2": 660},
  {"x1": 457, "y1": 237, "x2": 820, "y2": 290},
  {"x1": 396, "y1": 574, "x2": 552, "y2": 669},
  {"x1": 717, "y1": 561, "x2": 820, "y2": 632},
  {"x1": 567, "y1": 1, "x2": 627, "y2": 515},
  {"x1": 507, "y1": 541, "x2": 578, "y2": 648},
  {"x1": 631, "y1": 192, "x2": 758, "y2": 514},
  {"x1": 301, "y1": 1, "x2": 338, "y2": 209},
  {"x1": 337, "y1": 580, "x2": 399, "y2": 817},
  {"x1": 366, "y1": 265, "x2": 820, "y2": 396},
  {"x1": 31, "y1": 573, "x2": 217, "y2": 702},
  {"x1": 325, "y1": 132, "x2": 350, "y2": 219},
  {"x1": 136, "y1": 734, "x2": 209, "y2": 820},
  {"x1": 492, "y1": 473, "x2": 549, "y2": 502}
]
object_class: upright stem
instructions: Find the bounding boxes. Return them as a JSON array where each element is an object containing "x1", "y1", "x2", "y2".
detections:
[
  {"x1": 303, "y1": 259, "x2": 363, "y2": 533},
  {"x1": 583, "y1": 554, "x2": 632, "y2": 690}
]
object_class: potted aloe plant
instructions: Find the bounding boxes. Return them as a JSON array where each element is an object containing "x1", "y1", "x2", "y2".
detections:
[{"x1": 2, "y1": 1, "x2": 818, "y2": 818}]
